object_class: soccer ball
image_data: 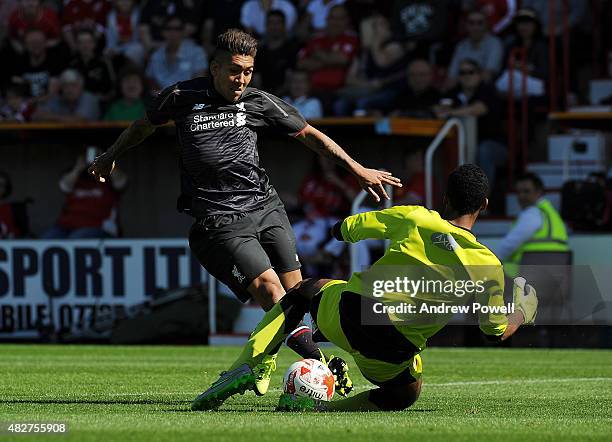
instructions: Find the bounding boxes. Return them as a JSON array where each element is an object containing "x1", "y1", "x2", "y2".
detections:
[{"x1": 283, "y1": 358, "x2": 335, "y2": 401}]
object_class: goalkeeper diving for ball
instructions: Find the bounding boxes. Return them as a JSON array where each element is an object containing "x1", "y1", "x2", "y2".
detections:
[{"x1": 192, "y1": 164, "x2": 538, "y2": 412}]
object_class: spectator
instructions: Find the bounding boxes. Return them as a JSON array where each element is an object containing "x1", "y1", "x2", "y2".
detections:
[
  {"x1": 297, "y1": 0, "x2": 345, "y2": 36},
  {"x1": 297, "y1": 4, "x2": 359, "y2": 93},
  {"x1": 333, "y1": 13, "x2": 406, "y2": 116},
  {"x1": 389, "y1": 59, "x2": 440, "y2": 117},
  {"x1": 139, "y1": 0, "x2": 205, "y2": 54},
  {"x1": 0, "y1": 82, "x2": 35, "y2": 122},
  {"x1": 145, "y1": 16, "x2": 208, "y2": 90},
  {"x1": 447, "y1": 9, "x2": 503, "y2": 87},
  {"x1": 104, "y1": 68, "x2": 145, "y2": 121},
  {"x1": 69, "y1": 29, "x2": 115, "y2": 101},
  {"x1": 0, "y1": 171, "x2": 31, "y2": 239},
  {"x1": 292, "y1": 156, "x2": 358, "y2": 276},
  {"x1": 254, "y1": 9, "x2": 300, "y2": 96},
  {"x1": 0, "y1": 0, "x2": 18, "y2": 45},
  {"x1": 492, "y1": 172, "x2": 568, "y2": 277},
  {"x1": 61, "y1": 0, "x2": 111, "y2": 52},
  {"x1": 42, "y1": 147, "x2": 127, "y2": 239},
  {"x1": 520, "y1": 0, "x2": 586, "y2": 37},
  {"x1": 283, "y1": 70, "x2": 323, "y2": 119},
  {"x1": 435, "y1": 59, "x2": 505, "y2": 189},
  {"x1": 240, "y1": 0, "x2": 297, "y2": 37},
  {"x1": 8, "y1": 0, "x2": 60, "y2": 52},
  {"x1": 466, "y1": 0, "x2": 517, "y2": 35},
  {"x1": 394, "y1": 149, "x2": 427, "y2": 206},
  {"x1": 392, "y1": 0, "x2": 456, "y2": 61},
  {"x1": 200, "y1": 0, "x2": 244, "y2": 56},
  {"x1": 105, "y1": 0, "x2": 145, "y2": 67},
  {"x1": 345, "y1": 0, "x2": 393, "y2": 26},
  {"x1": 496, "y1": 8, "x2": 547, "y2": 99},
  {"x1": 33, "y1": 68, "x2": 100, "y2": 121},
  {"x1": 9, "y1": 28, "x2": 66, "y2": 100}
]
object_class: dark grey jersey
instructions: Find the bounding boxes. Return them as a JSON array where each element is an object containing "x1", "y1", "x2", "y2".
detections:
[{"x1": 146, "y1": 76, "x2": 307, "y2": 217}]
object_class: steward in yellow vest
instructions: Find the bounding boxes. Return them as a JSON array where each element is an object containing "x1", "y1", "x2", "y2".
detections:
[{"x1": 493, "y1": 173, "x2": 569, "y2": 277}]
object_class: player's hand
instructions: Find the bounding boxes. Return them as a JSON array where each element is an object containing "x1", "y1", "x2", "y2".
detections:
[
  {"x1": 354, "y1": 166, "x2": 402, "y2": 202},
  {"x1": 513, "y1": 277, "x2": 538, "y2": 325},
  {"x1": 88, "y1": 151, "x2": 115, "y2": 183}
]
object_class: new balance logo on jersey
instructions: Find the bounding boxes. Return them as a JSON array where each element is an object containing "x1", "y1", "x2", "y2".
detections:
[
  {"x1": 192, "y1": 103, "x2": 210, "y2": 110},
  {"x1": 431, "y1": 232, "x2": 458, "y2": 251}
]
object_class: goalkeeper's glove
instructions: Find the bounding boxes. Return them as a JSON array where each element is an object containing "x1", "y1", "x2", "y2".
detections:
[{"x1": 513, "y1": 277, "x2": 538, "y2": 325}]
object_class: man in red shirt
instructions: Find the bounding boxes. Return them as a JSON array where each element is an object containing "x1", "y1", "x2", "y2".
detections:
[
  {"x1": 61, "y1": 0, "x2": 111, "y2": 51},
  {"x1": 8, "y1": 0, "x2": 60, "y2": 51},
  {"x1": 0, "y1": 171, "x2": 21, "y2": 238},
  {"x1": 42, "y1": 148, "x2": 127, "y2": 239},
  {"x1": 297, "y1": 4, "x2": 359, "y2": 92}
]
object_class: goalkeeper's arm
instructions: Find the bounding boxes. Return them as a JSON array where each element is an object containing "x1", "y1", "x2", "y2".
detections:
[
  {"x1": 330, "y1": 206, "x2": 421, "y2": 243},
  {"x1": 500, "y1": 277, "x2": 538, "y2": 341}
]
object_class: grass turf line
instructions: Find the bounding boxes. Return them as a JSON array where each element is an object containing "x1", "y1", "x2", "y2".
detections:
[{"x1": 0, "y1": 345, "x2": 611, "y2": 441}]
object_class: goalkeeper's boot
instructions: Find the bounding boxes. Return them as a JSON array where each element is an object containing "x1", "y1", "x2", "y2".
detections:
[
  {"x1": 253, "y1": 353, "x2": 277, "y2": 396},
  {"x1": 277, "y1": 393, "x2": 325, "y2": 412},
  {"x1": 324, "y1": 354, "x2": 353, "y2": 397},
  {"x1": 191, "y1": 364, "x2": 255, "y2": 411}
]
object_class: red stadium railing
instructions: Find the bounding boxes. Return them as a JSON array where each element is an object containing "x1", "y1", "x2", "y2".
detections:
[{"x1": 507, "y1": 47, "x2": 529, "y2": 188}]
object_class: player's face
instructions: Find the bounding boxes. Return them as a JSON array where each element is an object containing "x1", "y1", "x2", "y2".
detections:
[
  {"x1": 211, "y1": 54, "x2": 255, "y2": 103},
  {"x1": 516, "y1": 180, "x2": 541, "y2": 208}
]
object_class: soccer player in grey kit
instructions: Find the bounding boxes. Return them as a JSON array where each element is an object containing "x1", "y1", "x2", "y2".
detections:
[{"x1": 89, "y1": 28, "x2": 401, "y2": 398}]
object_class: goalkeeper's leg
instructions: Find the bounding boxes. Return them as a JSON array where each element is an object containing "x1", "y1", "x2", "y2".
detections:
[
  {"x1": 279, "y1": 379, "x2": 422, "y2": 412},
  {"x1": 230, "y1": 278, "x2": 332, "y2": 370},
  {"x1": 324, "y1": 365, "x2": 422, "y2": 411}
]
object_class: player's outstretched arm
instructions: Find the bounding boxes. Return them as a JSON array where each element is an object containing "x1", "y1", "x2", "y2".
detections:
[
  {"x1": 500, "y1": 277, "x2": 538, "y2": 341},
  {"x1": 295, "y1": 124, "x2": 401, "y2": 202},
  {"x1": 88, "y1": 118, "x2": 157, "y2": 182}
]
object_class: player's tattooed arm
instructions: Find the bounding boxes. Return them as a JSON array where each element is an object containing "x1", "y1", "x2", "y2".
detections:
[
  {"x1": 296, "y1": 124, "x2": 402, "y2": 202},
  {"x1": 88, "y1": 118, "x2": 157, "y2": 182}
]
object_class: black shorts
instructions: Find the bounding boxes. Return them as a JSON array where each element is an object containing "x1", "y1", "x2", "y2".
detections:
[{"x1": 188, "y1": 194, "x2": 301, "y2": 302}]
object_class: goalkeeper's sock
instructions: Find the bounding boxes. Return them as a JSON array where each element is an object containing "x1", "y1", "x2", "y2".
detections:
[
  {"x1": 286, "y1": 322, "x2": 322, "y2": 361},
  {"x1": 229, "y1": 293, "x2": 307, "y2": 371}
]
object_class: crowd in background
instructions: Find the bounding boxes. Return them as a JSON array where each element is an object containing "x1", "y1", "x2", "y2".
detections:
[{"x1": 0, "y1": 0, "x2": 606, "y2": 124}]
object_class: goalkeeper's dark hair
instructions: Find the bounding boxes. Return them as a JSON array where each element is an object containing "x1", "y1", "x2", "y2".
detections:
[
  {"x1": 212, "y1": 28, "x2": 258, "y2": 62},
  {"x1": 517, "y1": 172, "x2": 544, "y2": 191},
  {"x1": 445, "y1": 164, "x2": 489, "y2": 215}
]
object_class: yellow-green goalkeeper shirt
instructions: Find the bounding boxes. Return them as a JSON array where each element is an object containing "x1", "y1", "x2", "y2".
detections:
[{"x1": 339, "y1": 205, "x2": 508, "y2": 351}]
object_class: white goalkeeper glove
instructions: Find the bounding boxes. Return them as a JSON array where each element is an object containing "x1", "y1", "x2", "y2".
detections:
[{"x1": 513, "y1": 277, "x2": 538, "y2": 325}]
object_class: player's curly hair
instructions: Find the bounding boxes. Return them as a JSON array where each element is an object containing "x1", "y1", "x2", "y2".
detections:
[
  {"x1": 445, "y1": 164, "x2": 489, "y2": 216},
  {"x1": 213, "y1": 28, "x2": 258, "y2": 61}
]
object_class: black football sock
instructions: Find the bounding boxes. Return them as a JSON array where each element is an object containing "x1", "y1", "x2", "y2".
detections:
[{"x1": 286, "y1": 321, "x2": 324, "y2": 361}]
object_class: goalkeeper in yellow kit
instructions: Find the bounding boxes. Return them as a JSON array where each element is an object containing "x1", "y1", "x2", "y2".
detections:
[{"x1": 192, "y1": 164, "x2": 538, "y2": 412}]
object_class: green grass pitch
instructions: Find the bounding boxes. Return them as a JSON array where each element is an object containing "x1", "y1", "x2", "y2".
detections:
[{"x1": 1, "y1": 345, "x2": 611, "y2": 441}]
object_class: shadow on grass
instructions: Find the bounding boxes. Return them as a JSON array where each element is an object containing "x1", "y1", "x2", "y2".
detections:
[
  {"x1": 3, "y1": 399, "x2": 191, "y2": 406},
  {"x1": 164, "y1": 405, "x2": 439, "y2": 413}
]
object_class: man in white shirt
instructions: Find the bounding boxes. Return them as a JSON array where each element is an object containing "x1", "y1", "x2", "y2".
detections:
[
  {"x1": 240, "y1": 0, "x2": 297, "y2": 37},
  {"x1": 446, "y1": 9, "x2": 503, "y2": 87},
  {"x1": 304, "y1": 0, "x2": 345, "y2": 31},
  {"x1": 283, "y1": 70, "x2": 323, "y2": 119}
]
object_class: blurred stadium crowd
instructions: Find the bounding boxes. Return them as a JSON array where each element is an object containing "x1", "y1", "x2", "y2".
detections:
[
  {"x1": 0, "y1": 0, "x2": 609, "y2": 123},
  {"x1": 1, "y1": 0, "x2": 612, "y2": 276}
]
